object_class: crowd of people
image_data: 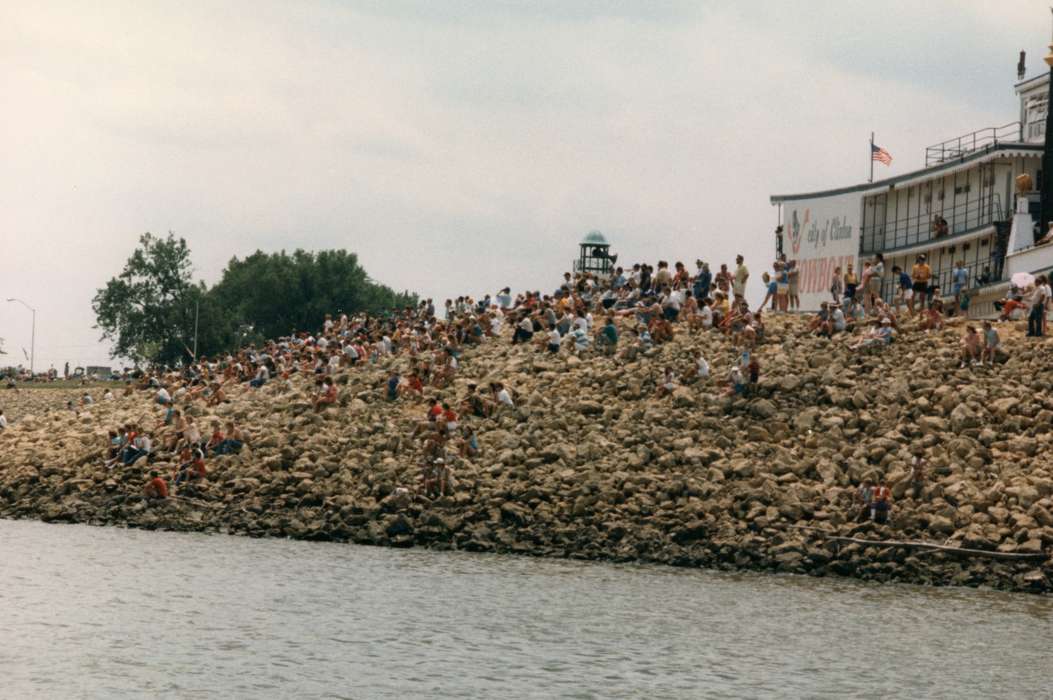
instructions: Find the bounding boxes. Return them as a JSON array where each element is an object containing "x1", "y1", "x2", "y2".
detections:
[{"x1": 4, "y1": 245, "x2": 1049, "y2": 523}]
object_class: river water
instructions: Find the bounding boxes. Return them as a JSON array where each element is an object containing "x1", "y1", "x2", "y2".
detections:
[{"x1": 1, "y1": 520, "x2": 1050, "y2": 699}]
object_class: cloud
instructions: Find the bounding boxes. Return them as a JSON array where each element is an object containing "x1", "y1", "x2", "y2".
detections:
[{"x1": 1, "y1": 0, "x2": 1049, "y2": 369}]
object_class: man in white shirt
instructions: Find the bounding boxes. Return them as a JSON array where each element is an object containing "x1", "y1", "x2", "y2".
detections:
[{"x1": 0, "y1": 410, "x2": 7, "y2": 430}]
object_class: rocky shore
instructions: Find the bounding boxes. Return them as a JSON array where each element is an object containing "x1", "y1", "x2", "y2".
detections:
[{"x1": 2, "y1": 315, "x2": 1052, "y2": 594}]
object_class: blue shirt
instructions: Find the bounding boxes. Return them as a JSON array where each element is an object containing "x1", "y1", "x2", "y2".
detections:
[
  {"x1": 953, "y1": 268, "x2": 968, "y2": 286},
  {"x1": 899, "y1": 272, "x2": 912, "y2": 289}
]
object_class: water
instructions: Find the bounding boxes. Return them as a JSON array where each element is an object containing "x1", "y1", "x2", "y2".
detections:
[{"x1": 1, "y1": 520, "x2": 1050, "y2": 699}]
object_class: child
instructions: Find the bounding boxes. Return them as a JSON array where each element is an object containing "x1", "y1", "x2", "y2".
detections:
[
  {"x1": 959, "y1": 325, "x2": 981, "y2": 368},
  {"x1": 981, "y1": 320, "x2": 999, "y2": 365}
]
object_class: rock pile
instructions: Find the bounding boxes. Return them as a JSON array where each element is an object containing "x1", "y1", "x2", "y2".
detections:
[{"x1": 2, "y1": 315, "x2": 1052, "y2": 594}]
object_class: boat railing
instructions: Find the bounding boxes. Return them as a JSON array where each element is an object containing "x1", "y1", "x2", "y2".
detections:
[
  {"x1": 860, "y1": 194, "x2": 1003, "y2": 254},
  {"x1": 924, "y1": 122, "x2": 1021, "y2": 166}
]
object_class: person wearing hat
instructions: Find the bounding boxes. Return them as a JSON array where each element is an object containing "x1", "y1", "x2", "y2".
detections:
[{"x1": 911, "y1": 254, "x2": 932, "y2": 311}]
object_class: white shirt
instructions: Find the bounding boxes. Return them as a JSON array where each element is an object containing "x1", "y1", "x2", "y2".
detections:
[
  {"x1": 0, "y1": 414, "x2": 7, "y2": 429},
  {"x1": 548, "y1": 329, "x2": 561, "y2": 346},
  {"x1": 157, "y1": 388, "x2": 171, "y2": 403},
  {"x1": 697, "y1": 358, "x2": 710, "y2": 378},
  {"x1": 699, "y1": 306, "x2": 713, "y2": 328},
  {"x1": 497, "y1": 389, "x2": 514, "y2": 407}
]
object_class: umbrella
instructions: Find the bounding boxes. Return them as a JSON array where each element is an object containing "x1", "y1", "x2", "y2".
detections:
[{"x1": 1011, "y1": 271, "x2": 1035, "y2": 289}]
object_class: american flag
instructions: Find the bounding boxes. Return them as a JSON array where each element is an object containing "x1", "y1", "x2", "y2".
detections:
[{"x1": 872, "y1": 143, "x2": 892, "y2": 166}]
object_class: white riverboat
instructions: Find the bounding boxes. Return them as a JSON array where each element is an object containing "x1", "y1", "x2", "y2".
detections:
[{"x1": 771, "y1": 63, "x2": 1053, "y2": 316}]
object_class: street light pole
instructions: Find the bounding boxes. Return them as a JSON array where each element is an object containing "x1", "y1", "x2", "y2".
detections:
[{"x1": 6, "y1": 298, "x2": 36, "y2": 375}]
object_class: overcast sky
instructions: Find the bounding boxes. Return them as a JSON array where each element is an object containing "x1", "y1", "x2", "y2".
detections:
[{"x1": 2, "y1": 0, "x2": 1052, "y2": 370}]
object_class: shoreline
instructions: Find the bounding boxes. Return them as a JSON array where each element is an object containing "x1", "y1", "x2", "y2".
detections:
[{"x1": 2, "y1": 477, "x2": 1049, "y2": 595}]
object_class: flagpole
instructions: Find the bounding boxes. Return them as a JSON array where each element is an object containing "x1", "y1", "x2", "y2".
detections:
[{"x1": 869, "y1": 132, "x2": 874, "y2": 183}]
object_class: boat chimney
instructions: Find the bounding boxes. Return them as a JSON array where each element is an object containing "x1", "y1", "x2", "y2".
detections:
[{"x1": 1018, "y1": 50, "x2": 1026, "y2": 81}]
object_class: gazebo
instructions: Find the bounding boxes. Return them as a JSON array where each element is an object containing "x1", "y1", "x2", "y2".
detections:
[{"x1": 576, "y1": 230, "x2": 616, "y2": 276}]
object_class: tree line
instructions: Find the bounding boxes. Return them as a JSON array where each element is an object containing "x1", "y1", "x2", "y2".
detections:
[{"x1": 92, "y1": 233, "x2": 417, "y2": 366}]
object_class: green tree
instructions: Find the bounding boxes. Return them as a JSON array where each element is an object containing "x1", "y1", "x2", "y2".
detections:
[
  {"x1": 207, "y1": 249, "x2": 416, "y2": 341},
  {"x1": 92, "y1": 232, "x2": 201, "y2": 366}
]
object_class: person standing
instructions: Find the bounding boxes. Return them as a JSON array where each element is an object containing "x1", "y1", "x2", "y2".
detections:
[
  {"x1": 843, "y1": 263, "x2": 859, "y2": 304},
  {"x1": 830, "y1": 266, "x2": 843, "y2": 303},
  {"x1": 733, "y1": 255, "x2": 749, "y2": 300},
  {"x1": 787, "y1": 261, "x2": 800, "y2": 310},
  {"x1": 951, "y1": 261, "x2": 969, "y2": 315},
  {"x1": 909, "y1": 450, "x2": 927, "y2": 501},
  {"x1": 911, "y1": 255, "x2": 932, "y2": 311},
  {"x1": 1027, "y1": 275, "x2": 1049, "y2": 337},
  {"x1": 868, "y1": 254, "x2": 885, "y2": 312}
]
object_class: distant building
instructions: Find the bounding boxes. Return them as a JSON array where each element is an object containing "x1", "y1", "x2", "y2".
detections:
[{"x1": 574, "y1": 230, "x2": 617, "y2": 277}]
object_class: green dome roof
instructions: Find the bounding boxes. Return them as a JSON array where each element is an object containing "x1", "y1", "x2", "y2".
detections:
[{"x1": 582, "y1": 230, "x2": 608, "y2": 245}]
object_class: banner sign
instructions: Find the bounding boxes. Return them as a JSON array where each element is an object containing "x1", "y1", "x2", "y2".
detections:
[{"x1": 782, "y1": 191, "x2": 861, "y2": 311}]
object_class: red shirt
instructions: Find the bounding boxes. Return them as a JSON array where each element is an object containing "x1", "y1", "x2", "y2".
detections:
[
  {"x1": 150, "y1": 477, "x2": 168, "y2": 498},
  {"x1": 443, "y1": 408, "x2": 458, "y2": 423},
  {"x1": 428, "y1": 404, "x2": 443, "y2": 420}
]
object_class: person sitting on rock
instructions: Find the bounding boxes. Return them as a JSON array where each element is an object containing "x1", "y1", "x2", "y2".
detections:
[
  {"x1": 981, "y1": 320, "x2": 1000, "y2": 365},
  {"x1": 683, "y1": 349, "x2": 710, "y2": 384},
  {"x1": 871, "y1": 479, "x2": 892, "y2": 524},
  {"x1": 596, "y1": 316, "x2": 618, "y2": 356},
  {"x1": 122, "y1": 428, "x2": 152, "y2": 467},
  {"x1": 997, "y1": 293, "x2": 1026, "y2": 322},
  {"x1": 205, "y1": 420, "x2": 225, "y2": 454},
  {"x1": 649, "y1": 314, "x2": 674, "y2": 344},
  {"x1": 461, "y1": 383, "x2": 489, "y2": 419},
  {"x1": 491, "y1": 382, "x2": 515, "y2": 411},
  {"x1": 724, "y1": 364, "x2": 745, "y2": 396},
  {"x1": 399, "y1": 370, "x2": 424, "y2": 398},
  {"x1": 655, "y1": 366, "x2": 678, "y2": 398},
  {"x1": 458, "y1": 424, "x2": 480, "y2": 459},
  {"x1": 312, "y1": 376, "x2": 338, "y2": 412},
  {"x1": 849, "y1": 319, "x2": 894, "y2": 351},
  {"x1": 959, "y1": 325, "x2": 982, "y2": 368},
  {"x1": 174, "y1": 447, "x2": 207, "y2": 486},
  {"x1": 143, "y1": 470, "x2": 168, "y2": 500},
  {"x1": 920, "y1": 300, "x2": 944, "y2": 333},
  {"x1": 808, "y1": 302, "x2": 831, "y2": 335},
  {"x1": 248, "y1": 362, "x2": 270, "y2": 389},
  {"x1": 205, "y1": 381, "x2": 227, "y2": 407},
  {"x1": 212, "y1": 421, "x2": 246, "y2": 456}
]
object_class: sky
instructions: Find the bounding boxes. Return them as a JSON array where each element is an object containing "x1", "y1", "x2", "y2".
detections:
[{"x1": 2, "y1": 0, "x2": 1053, "y2": 370}]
